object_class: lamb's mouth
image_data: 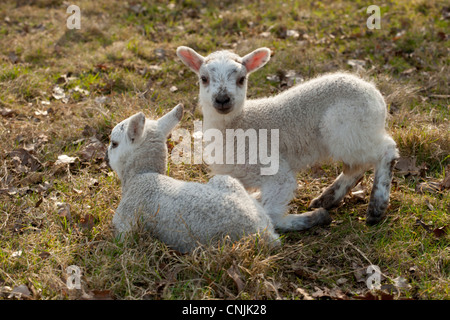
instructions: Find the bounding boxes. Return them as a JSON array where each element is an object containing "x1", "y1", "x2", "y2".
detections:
[{"x1": 214, "y1": 105, "x2": 233, "y2": 114}]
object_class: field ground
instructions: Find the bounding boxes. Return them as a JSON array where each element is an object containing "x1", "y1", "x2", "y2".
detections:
[{"x1": 0, "y1": 0, "x2": 449, "y2": 300}]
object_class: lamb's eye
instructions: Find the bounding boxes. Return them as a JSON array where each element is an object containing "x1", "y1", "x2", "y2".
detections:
[
  {"x1": 238, "y1": 76, "x2": 246, "y2": 85},
  {"x1": 200, "y1": 75, "x2": 208, "y2": 84},
  {"x1": 111, "y1": 141, "x2": 118, "y2": 149}
]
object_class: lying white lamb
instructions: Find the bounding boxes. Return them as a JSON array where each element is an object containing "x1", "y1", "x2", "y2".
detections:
[
  {"x1": 177, "y1": 46, "x2": 399, "y2": 229},
  {"x1": 105, "y1": 104, "x2": 298, "y2": 253}
]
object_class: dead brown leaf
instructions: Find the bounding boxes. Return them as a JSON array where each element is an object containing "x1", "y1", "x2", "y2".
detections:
[
  {"x1": 432, "y1": 225, "x2": 448, "y2": 238},
  {"x1": 79, "y1": 214, "x2": 95, "y2": 231},
  {"x1": 394, "y1": 156, "x2": 427, "y2": 176},
  {"x1": 79, "y1": 136, "x2": 107, "y2": 162},
  {"x1": 56, "y1": 202, "x2": 73, "y2": 223},
  {"x1": 415, "y1": 219, "x2": 432, "y2": 232},
  {"x1": 8, "y1": 148, "x2": 42, "y2": 172},
  {"x1": 311, "y1": 286, "x2": 347, "y2": 300},
  {"x1": 1, "y1": 107, "x2": 15, "y2": 117},
  {"x1": 295, "y1": 287, "x2": 314, "y2": 300},
  {"x1": 352, "y1": 263, "x2": 367, "y2": 283},
  {"x1": 227, "y1": 263, "x2": 245, "y2": 293},
  {"x1": 38, "y1": 251, "x2": 51, "y2": 260},
  {"x1": 9, "y1": 285, "x2": 32, "y2": 300},
  {"x1": 415, "y1": 181, "x2": 442, "y2": 194},
  {"x1": 292, "y1": 264, "x2": 318, "y2": 280}
]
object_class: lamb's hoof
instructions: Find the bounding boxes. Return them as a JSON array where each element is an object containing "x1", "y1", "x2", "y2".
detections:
[
  {"x1": 308, "y1": 197, "x2": 325, "y2": 210},
  {"x1": 365, "y1": 212, "x2": 386, "y2": 226},
  {"x1": 366, "y1": 204, "x2": 386, "y2": 226},
  {"x1": 308, "y1": 196, "x2": 338, "y2": 211},
  {"x1": 312, "y1": 208, "x2": 332, "y2": 226}
]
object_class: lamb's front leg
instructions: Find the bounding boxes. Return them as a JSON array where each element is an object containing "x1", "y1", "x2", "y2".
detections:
[{"x1": 259, "y1": 165, "x2": 331, "y2": 232}]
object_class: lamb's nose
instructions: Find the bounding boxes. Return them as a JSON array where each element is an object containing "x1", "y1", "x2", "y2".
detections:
[
  {"x1": 105, "y1": 150, "x2": 111, "y2": 169},
  {"x1": 215, "y1": 94, "x2": 231, "y2": 107}
]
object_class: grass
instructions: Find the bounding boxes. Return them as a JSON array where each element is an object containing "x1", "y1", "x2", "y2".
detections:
[{"x1": 0, "y1": 0, "x2": 449, "y2": 300}]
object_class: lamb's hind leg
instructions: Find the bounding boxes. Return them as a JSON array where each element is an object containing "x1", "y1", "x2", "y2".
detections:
[
  {"x1": 259, "y1": 166, "x2": 331, "y2": 233},
  {"x1": 366, "y1": 143, "x2": 399, "y2": 225},
  {"x1": 309, "y1": 163, "x2": 368, "y2": 210}
]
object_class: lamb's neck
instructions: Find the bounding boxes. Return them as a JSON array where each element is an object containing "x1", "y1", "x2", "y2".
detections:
[
  {"x1": 120, "y1": 163, "x2": 163, "y2": 191},
  {"x1": 202, "y1": 110, "x2": 243, "y2": 132}
]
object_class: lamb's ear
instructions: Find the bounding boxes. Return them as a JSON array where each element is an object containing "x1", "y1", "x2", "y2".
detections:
[
  {"x1": 176, "y1": 46, "x2": 205, "y2": 74},
  {"x1": 158, "y1": 104, "x2": 184, "y2": 136},
  {"x1": 127, "y1": 112, "x2": 146, "y2": 143},
  {"x1": 241, "y1": 48, "x2": 271, "y2": 74}
]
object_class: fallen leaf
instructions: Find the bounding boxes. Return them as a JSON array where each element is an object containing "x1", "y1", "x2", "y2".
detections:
[
  {"x1": 55, "y1": 154, "x2": 78, "y2": 165},
  {"x1": 79, "y1": 214, "x2": 95, "y2": 231},
  {"x1": 347, "y1": 59, "x2": 366, "y2": 72},
  {"x1": 34, "y1": 109, "x2": 48, "y2": 116},
  {"x1": 394, "y1": 156, "x2": 427, "y2": 176},
  {"x1": 329, "y1": 287, "x2": 348, "y2": 300},
  {"x1": 79, "y1": 136, "x2": 106, "y2": 162},
  {"x1": 0, "y1": 286, "x2": 13, "y2": 298},
  {"x1": 415, "y1": 181, "x2": 442, "y2": 194},
  {"x1": 37, "y1": 181, "x2": 53, "y2": 193},
  {"x1": 95, "y1": 64, "x2": 108, "y2": 71},
  {"x1": 295, "y1": 287, "x2": 314, "y2": 300},
  {"x1": 401, "y1": 67, "x2": 416, "y2": 76},
  {"x1": 266, "y1": 74, "x2": 280, "y2": 83},
  {"x1": 283, "y1": 70, "x2": 303, "y2": 87},
  {"x1": 82, "y1": 125, "x2": 97, "y2": 137},
  {"x1": 415, "y1": 219, "x2": 432, "y2": 232},
  {"x1": 34, "y1": 197, "x2": 43, "y2": 208},
  {"x1": 353, "y1": 263, "x2": 367, "y2": 283},
  {"x1": 8, "y1": 148, "x2": 42, "y2": 172},
  {"x1": 8, "y1": 51, "x2": 19, "y2": 64},
  {"x1": 9, "y1": 285, "x2": 32, "y2": 300},
  {"x1": 39, "y1": 251, "x2": 51, "y2": 259},
  {"x1": 292, "y1": 265, "x2": 317, "y2": 280},
  {"x1": 227, "y1": 264, "x2": 245, "y2": 293},
  {"x1": 52, "y1": 85, "x2": 66, "y2": 100},
  {"x1": 286, "y1": 29, "x2": 300, "y2": 38},
  {"x1": 72, "y1": 85, "x2": 90, "y2": 96},
  {"x1": 56, "y1": 202, "x2": 73, "y2": 223},
  {"x1": 393, "y1": 276, "x2": 411, "y2": 289},
  {"x1": 94, "y1": 96, "x2": 110, "y2": 105},
  {"x1": 1, "y1": 107, "x2": 15, "y2": 117},
  {"x1": 311, "y1": 286, "x2": 347, "y2": 300},
  {"x1": 154, "y1": 48, "x2": 166, "y2": 60},
  {"x1": 11, "y1": 250, "x2": 22, "y2": 258},
  {"x1": 128, "y1": 3, "x2": 146, "y2": 14},
  {"x1": 432, "y1": 225, "x2": 448, "y2": 238}
]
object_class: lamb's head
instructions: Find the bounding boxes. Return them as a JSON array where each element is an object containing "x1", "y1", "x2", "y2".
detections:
[
  {"x1": 105, "y1": 104, "x2": 184, "y2": 181},
  {"x1": 177, "y1": 46, "x2": 271, "y2": 117}
]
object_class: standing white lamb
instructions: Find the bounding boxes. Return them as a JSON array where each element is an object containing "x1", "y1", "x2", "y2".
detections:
[
  {"x1": 105, "y1": 103, "x2": 289, "y2": 253},
  {"x1": 177, "y1": 46, "x2": 399, "y2": 230}
]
